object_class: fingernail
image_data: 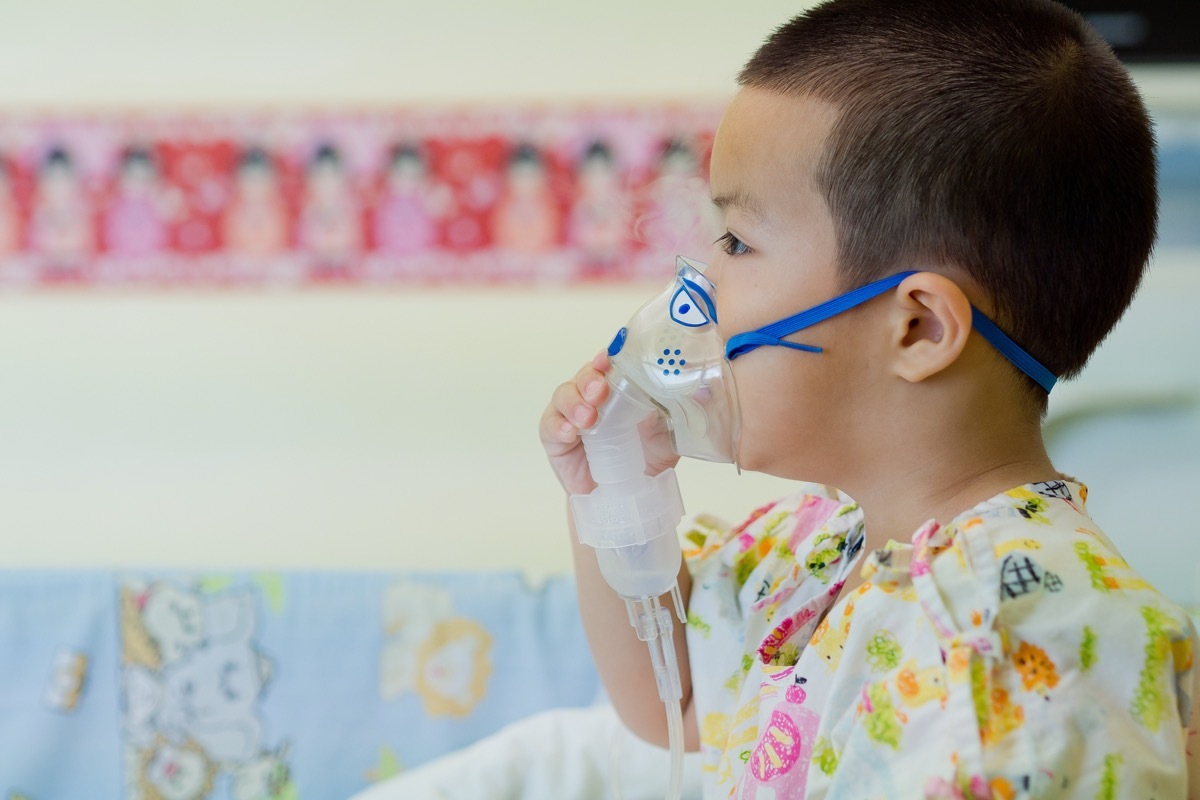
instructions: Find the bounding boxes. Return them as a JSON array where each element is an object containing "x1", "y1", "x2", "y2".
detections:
[
  {"x1": 573, "y1": 405, "x2": 590, "y2": 424},
  {"x1": 560, "y1": 421, "x2": 574, "y2": 437},
  {"x1": 584, "y1": 380, "x2": 603, "y2": 400}
]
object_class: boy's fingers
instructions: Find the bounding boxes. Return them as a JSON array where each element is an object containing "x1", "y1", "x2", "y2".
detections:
[
  {"x1": 576, "y1": 368, "x2": 608, "y2": 407},
  {"x1": 539, "y1": 404, "x2": 578, "y2": 453},
  {"x1": 543, "y1": 380, "x2": 595, "y2": 440},
  {"x1": 552, "y1": 379, "x2": 587, "y2": 421},
  {"x1": 541, "y1": 357, "x2": 611, "y2": 453},
  {"x1": 566, "y1": 357, "x2": 609, "y2": 415}
]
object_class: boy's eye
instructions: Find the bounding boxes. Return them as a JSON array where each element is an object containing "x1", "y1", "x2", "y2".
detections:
[{"x1": 716, "y1": 231, "x2": 750, "y2": 256}]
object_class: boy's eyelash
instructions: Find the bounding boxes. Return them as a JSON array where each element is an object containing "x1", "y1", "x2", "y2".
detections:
[{"x1": 715, "y1": 231, "x2": 751, "y2": 256}]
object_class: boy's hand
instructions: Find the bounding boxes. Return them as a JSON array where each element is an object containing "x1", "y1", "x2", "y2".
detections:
[{"x1": 540, "y1": 350, "x2": 679, "y2": 496}]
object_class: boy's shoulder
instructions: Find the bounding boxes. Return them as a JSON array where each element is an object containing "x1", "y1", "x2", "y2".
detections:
[
  {"x1": 905, "y1": 479, "x2": 1186, "y2": 620},
  {"x1": 814, "y1": 480, "x2": 1197, "y2": 798},
  {"x1": 936, "y1": 479, "x2": 1170, "y2": 604},
  {"x1": 851, "y1": 478, "x2": 1195, "y2": 697}
]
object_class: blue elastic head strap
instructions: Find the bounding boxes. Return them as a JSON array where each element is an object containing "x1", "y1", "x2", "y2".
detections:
[
  {"x1": 969, "y1": 307, "x2": 1058, "y2": 393},
  {"x1": 724, "y1": 271, "x2": 1058, "y2": 393}
]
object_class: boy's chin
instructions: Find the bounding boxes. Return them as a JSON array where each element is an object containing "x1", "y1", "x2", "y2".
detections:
[{"x1": 737, "y1": 449, "x2": 835, "y2": 485}]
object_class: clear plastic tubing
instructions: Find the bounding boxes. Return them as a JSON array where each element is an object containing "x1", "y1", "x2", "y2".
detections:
[{"x1": 571, "y1": 382, "x2": 688, "y2": 800}]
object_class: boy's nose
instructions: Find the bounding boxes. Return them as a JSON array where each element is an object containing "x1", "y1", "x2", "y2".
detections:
[{"x1": 704, "y1": 258, "x2": 722, "y2": 284}]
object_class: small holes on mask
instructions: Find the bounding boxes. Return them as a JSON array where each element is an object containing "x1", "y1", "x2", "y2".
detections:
[
  {"x1": 654, "y1": 333, "x2": 691, "y2": 379},
  {"x1": 661, "y1": 350, "x2": 687, "y2": 376}
]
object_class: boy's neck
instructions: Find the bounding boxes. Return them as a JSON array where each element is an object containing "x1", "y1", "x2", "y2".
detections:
[
  {"x1": 836, "y1": 428, "x2": 1057, "y2": 598},
  {"x1": 860, "y1": 451, "x2": 1058, "y2": 546},
  {"x1": 843, "y1": 382, "x2": 1061, "y2": 560}
]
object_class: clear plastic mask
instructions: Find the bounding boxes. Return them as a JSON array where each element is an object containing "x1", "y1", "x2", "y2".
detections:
[{"x1": 605, "y1": 256, "x2": 739, "y2": 465}]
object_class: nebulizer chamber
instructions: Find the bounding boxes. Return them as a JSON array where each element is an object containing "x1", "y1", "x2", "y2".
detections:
[{"x1": 569, "y1": 256, "x2": 737, "y2": 800}]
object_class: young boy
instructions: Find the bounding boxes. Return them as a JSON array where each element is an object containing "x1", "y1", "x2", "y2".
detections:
[{"x1": 540, "y1": 0, "x2": 1199, "y2": 797}]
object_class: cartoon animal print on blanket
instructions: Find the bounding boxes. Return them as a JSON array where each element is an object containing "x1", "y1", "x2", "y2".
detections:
[
  {"x1": 43, "y1": 647, "x2": 89, "y2": 713},
  {"x1": 379, "y1": 580, "x2": 493, "y2": 718},
  {"x1": 119, "y1": 578, "x2": 295, "y2": 800}
]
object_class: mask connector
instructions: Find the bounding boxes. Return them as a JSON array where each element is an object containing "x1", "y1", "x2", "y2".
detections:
[
  {"x1": 570, "y1": 380, "x2": 687, "y2": 800},
  {"x1": 570, "y1": 377, "x2": 688, "y2": 600},
  {"x1": 626, "y1": 592, "x2": 685, "y2": 702}
]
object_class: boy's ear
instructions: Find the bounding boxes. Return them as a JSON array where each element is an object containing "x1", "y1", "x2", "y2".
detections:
[{"x1": 888, "y1": 272, "x2": 973, "y2": 384}]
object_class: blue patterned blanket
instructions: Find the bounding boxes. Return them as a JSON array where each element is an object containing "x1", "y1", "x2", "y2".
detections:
[{"x1": 0, "y1": 570, "x2": 598, "y2": 800}]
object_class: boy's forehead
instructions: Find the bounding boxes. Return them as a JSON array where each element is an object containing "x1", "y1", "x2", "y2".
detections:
[{"x1": 710, "y1": 89, "x2": 838, "y2": 218}]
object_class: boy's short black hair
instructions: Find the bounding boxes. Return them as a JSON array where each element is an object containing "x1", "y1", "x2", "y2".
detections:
[{"x1": 739, "y1": 0, "x2": 1157, "y2": 401}]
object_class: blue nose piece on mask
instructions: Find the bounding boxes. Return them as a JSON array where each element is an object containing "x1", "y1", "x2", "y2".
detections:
[
  {"x1": 723, "y1": 271, "x2": 1058, "y2": 393},
  {"x1": 608, "y1": 326, "x2": 628, "y2": 357}
]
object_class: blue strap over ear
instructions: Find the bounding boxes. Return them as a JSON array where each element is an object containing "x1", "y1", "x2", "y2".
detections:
[
  {"x1": 725, "y1": 272, "x2": 915, "y2": 360},
  {"x1": 970, "y1": 308, "x2": 1057, "y2": 392},
  {"x1": 723, "y1": 270, "x2": 1058, "y2": 393}
]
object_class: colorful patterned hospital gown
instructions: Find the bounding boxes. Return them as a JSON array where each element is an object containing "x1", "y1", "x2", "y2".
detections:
[{"x1": 684, "y1": 480, "x2": 1197, "y2": 799}]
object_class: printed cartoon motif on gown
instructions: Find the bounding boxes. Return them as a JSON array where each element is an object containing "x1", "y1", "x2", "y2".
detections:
[
  {"x1": 894, "y1": 659, "x2": 948, "y2": 709},
  {"x1": 857, "y1": 680, "x2": 905, "y2": 749},
  {"x1": 864, "y1": 627, "x2": 904, "y2": 672},
  {"x1": 1011, "y1": 640, "x2": 1060, "y2": 699},
  {"x1": 685, "y1": 487, "x2": 866, "y2": 797},
  {"x1": 809, "y1": 596, "x2": 854, "y2": 671},
  {"x1": 700, "y1": 696, "x2": 760, "y2": 786},
  {"x1": 1131, "y1": 604, "x2": 1193, "y2": 732},
  {"x1": 738, "y1": 671, "x2": 820, "y2": 799},
  {"x1": 972, "y1": 486, "x2": 1053, "y2": 526},
  {"x1": 976, "y1": 674, "x2": 1025, "y2": 747},
  {"x1": 1074, "y1": 536, "x2": 1153, "y2": 592}
]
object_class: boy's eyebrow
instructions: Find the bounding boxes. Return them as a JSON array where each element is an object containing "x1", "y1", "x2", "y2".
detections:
[{"x1": 710, "y1": 189, "x2": 767, "y2": 222}]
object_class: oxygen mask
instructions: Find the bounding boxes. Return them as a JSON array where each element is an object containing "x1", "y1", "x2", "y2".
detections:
[{"x1": 604, "y1": 255, "x2": 740, "y2": 466}]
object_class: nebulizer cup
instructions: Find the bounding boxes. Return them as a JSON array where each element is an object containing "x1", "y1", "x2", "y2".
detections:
[{"x1": 569, "y1": 256, "x2": 737, "y2": 800}]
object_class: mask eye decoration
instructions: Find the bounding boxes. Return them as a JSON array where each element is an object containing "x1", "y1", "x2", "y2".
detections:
[{"x1": 670, "y1": 281, "x2": 715, "y2": 327}]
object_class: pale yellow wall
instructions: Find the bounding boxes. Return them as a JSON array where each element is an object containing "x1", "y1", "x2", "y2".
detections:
[
  {"x1": 0, "y1": 0, "x2": 814, "y2": 107},
  {"x1": 0, "y1": 283, "x2": 798, "y2": 576},
  {"x1": 0, "y1": 0, "x2": 1193, "y2": 109},
  {"x1": 0, "y1": 0, "x2": 816, "y2": 575}
]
